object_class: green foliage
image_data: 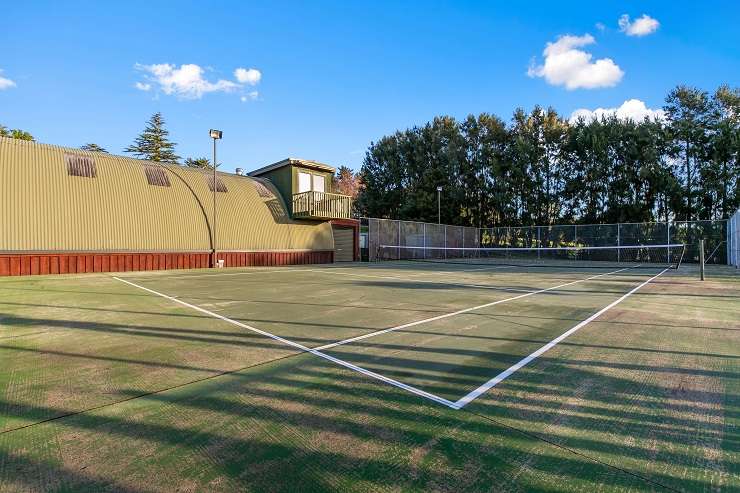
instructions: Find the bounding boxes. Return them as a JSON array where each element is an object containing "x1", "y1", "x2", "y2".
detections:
[
  {"x1": 125, "y1": 112, "x2": 181, "y2": 163},
  {"x1": 184, "y1": 157, "x2": 212, "y2": 169},
  {"x1": 358, "y1": 84, "x2": 740, "y2": 224},
  {"x1": 79, "y1": 143, "x2": 108, "y2": 153},
  {"x1": 0, "y1": 124, "x2": 34, "y2": 141}
]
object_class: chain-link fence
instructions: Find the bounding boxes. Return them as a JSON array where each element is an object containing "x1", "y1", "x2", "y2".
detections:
[{"x1": 363, "y1": 218, "x2": 729, "y2": 264}]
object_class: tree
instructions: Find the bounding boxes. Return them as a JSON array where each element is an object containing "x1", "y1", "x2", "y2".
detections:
[
  {"x1": 80, "y1": 143, "x2": 108, "y2": 153},
  {"x1": 124, "y1": 112, "x2": 180, "y2": 163},
  {"x1": 333, "y1": 166, "x2": 361, "y2": 197},
  {"x1": 664, "y1": 86, "x2": 713, "y2": 220},
  {"x1": 184, "y1": 157, "x2": 212, "y2": 169},
  {"x1": 708, "y1": 85, "x2": 740, "y2": 218},
  {"x1": 0, "y1": 124, "x2": 34, "y2": 141}
]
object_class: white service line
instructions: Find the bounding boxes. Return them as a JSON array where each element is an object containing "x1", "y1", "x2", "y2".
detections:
[
  {"x1": 314, "y1": 267, "x2": 633, "y2": 351},
  {"x1": 453, "y1": 268, "x2": 669, "y2": 409},
  {"x1": 123, "y1": 267, "x2": 323, "y2": 281},
  {"x1": 113, "y1": 276, "x2": 459, "y2": 409},
  {"x1": 304, "y1": 268, "x2": 533, "y2": 293}
]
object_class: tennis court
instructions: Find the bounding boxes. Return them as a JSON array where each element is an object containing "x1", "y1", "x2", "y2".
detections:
[{"x1": 1, "y1": 259, "x2": 737, "y2": 491}]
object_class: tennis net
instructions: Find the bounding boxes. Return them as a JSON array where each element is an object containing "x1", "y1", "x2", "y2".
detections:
[{"x1": 376, "y1": 244, "x2": 686, "y2": 269}]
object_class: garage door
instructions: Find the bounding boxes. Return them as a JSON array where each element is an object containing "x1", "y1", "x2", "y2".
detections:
[{"x1": 332, "y1": 226, "x2": 355, "y2": 262}]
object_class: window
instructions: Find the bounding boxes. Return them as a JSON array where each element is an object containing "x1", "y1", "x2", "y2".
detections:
[
  {"x1": 145, "y1": 166, "x2": 171, "y2": 187},
  {"x1": 65, "y1": 153, "x2": 97, "y2": 178},
  {"x1": 207, "y1": 176, "x2": 228, "y2": 192},
  {"x1": 312, "y1": 174, "x2": 325, "y2": 193},
  {"x1": 298, "y1": 171, "x2": 312, "y2": 193}
]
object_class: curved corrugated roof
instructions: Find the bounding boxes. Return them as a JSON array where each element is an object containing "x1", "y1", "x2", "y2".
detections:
[{"x1": 0, "y1": 137, "x2": 334, "y2": 253}]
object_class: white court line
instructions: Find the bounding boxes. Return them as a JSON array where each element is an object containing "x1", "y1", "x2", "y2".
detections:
[
  {"x1": 314, "y1": 266, "x2": 634, "y2": 352},
  {"x1": 303, "y1": 268, "x2": 533, "y2": 293},
  {"x1": 123, "y1": 267, "x2": 322, "y2": 281},
  {"x1": 113, "y1": 276, "x2": 458, "y2": 409},
  {"x1": 453, "y1": 268, "x2": 669, "y2": 409},
  {"x1": 124, "y1": 264, "x2": 524, "y2": 292}
]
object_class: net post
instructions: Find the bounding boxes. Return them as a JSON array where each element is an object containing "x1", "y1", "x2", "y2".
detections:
[
  {"x1": 537, "y1": 226, "x2": 541, "y2": 260},
  {"x1": 699, "y1": 239, "x2": 705, "y2": 281}
]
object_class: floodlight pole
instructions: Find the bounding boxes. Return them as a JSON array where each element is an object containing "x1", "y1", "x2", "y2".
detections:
[
  {"x1": 437, "y1": 186, "x2": 442, "y2": 224},
  {"x1": 210, "y1": 129, "x2": 223, "y2": 268}
]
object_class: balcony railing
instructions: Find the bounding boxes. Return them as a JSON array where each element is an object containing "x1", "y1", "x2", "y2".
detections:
[{"x1": 292, "y1": 191, "x2": 353, "y2": 220}]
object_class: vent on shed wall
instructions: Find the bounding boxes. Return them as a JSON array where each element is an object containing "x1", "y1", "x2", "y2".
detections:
[
  {"x1": 207, "y1": 176, "x2": 228, "y2": 192},
  {"x1": 145, "y1": 166, "x2": 171, "y2": 187},
  {"x1": 65, "y1": 153, "x2": 97, "y2": 178},
  {"x1": 253, "y1": 179, "x2": 275, "y2": 198}
]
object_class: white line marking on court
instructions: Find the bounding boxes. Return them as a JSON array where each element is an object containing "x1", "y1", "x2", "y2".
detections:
[
  {"x1": 122, "y1": 267, "x2": 323, "y2": 281},
  {"x1": 301, "y1": 268, "x2": 533, "y2": 293},
  {"x1": 314, "y1": 267, "x2": 634, "y2": 352},
  {"x1": 112, "y1": 276, "x2": 459, "y2": 409},
  {"x1": 453, "y1": 268, "x2": 669, "y2": 409}
]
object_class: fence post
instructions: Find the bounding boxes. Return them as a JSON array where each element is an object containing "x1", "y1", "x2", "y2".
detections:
[
  {"x1": 444, "y1": 225, "x2": 447, "y2": 259},
  {"x1": 423, "y1": 223, "x2": 427, "y2": 259},
  {"x1": 397, "y1": 221, "x2": 401, "y2": 260},
  {"x1": 667, "y1": 221, "x2": 671, "y2": 265},
  {"x1": 617, "y1": 223, "x2": 621, "y2": 263},
  {"x1": 699, "y1": 239, "x2": 705, "y2": 281},
  {"x1": 537, "y1": 226, "x2": 541, "y2": 260}
]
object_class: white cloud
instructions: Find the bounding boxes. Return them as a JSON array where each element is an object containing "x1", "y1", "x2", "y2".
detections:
[
  {"x1": 240, "y1": 91, "x2": 259, "y2": 102},
  {"x1": 527, "y1": 34, "x2": 624, "y2": 90},
  {"x1": 569, "y1": 99, "x2": 666, "y2": 123},
  {"x1": 135, "y1": 63, "x2": 239, "y2": 99},
  {"x1": 134, "y1": 81, "x2": 151, "y2": 91},
  {"x1": 618, "y1": 14, "x2": 660, "y2": 37},
  {"x1": 0, "y1": 70, "x2": 16, "y2": 90},
  {"x1": 595, "y1": 22, "x2": 606, "y2": 32},
  {"x1": 234, "y1": 68, "x2": 261, "y2": 85}
]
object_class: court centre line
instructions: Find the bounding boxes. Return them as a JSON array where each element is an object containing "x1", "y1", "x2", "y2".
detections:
[
  {"x1": 313, "y1": 266, "x2": 635, "y2": 352},
  {"x1": 112, "y1": 276, "x2": 459, "y2": 409},
  {"x1": 453, "y1": 268, "x2": 669, "y2": 409}
]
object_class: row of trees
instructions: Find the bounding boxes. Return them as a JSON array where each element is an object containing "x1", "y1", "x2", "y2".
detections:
[
  {"x1": 1, "y1": 113, "x2": 212, "y2": 169},
  {"x1": 357, "y1": 85, "x2": 740, "y2": 225}
]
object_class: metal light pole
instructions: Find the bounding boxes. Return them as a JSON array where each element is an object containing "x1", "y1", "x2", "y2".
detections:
[
  {"x1": 436, "y1": 186, "x2": 442, "y2": 224},
  {"x1": 209, "y1": 129, "x2": 223, "y2": 268}
]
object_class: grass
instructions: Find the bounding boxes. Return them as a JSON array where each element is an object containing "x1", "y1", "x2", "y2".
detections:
[{"x1": 0, "y1": 262, "x2": 737, "y2": 492}]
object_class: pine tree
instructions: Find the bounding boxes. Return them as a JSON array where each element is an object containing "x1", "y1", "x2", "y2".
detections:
[
  {"x1": 80, "y1": 143, "x2": 108, "y2": 153},
  {"x1": 184, "y1": 157, "x2": 212, "y2": 169},
  {"x1": 125, "y1": 112, "x2": 180, "y2": 163}
]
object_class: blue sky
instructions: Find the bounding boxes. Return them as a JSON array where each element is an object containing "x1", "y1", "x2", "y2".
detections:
[{"x1": 1, "y1": 1, "x2": 738, "y2": 172}]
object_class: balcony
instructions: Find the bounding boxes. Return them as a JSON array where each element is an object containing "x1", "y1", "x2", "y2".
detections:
[{"x1": 292, "y1": 191, "x2": 353, "y2": 220}]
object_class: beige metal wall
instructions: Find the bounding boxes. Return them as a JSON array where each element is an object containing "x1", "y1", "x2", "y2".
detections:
[{"x1": 0, "y1": 137, "x2": 334, "y2": 253}]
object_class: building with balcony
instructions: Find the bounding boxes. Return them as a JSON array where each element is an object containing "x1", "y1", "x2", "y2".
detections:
[
  {"x1": 0, "y1": 139, "x2": 357, "y2": 276},
  {"x1": 249, "y1": 158, "x2": 358, "y2": 261}
]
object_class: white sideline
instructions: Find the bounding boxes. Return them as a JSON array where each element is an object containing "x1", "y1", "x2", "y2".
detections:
[
  {"x1": 453, "y1": 268, "x2": 669, "y2": 409},
  {"x1": 313, "y1": 267, "x2": 633, "y2": 351},
  {"x1": 113, "y1": 276, "x2": 459, "y2": 409}
]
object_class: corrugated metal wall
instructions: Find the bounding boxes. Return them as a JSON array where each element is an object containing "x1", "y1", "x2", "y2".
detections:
[{"x1": 0, "y1": 137, "x2": 334, "y2": 253}]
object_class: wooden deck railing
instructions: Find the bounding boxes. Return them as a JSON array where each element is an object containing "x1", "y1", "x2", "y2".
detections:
[{"x1": 292, "y1": 191, "x2": 353, "y2": 220}]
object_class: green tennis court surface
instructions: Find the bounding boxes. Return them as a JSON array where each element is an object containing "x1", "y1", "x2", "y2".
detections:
[{"x1": 1, "y1": 262, "x2": 737, "y2": 491}]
